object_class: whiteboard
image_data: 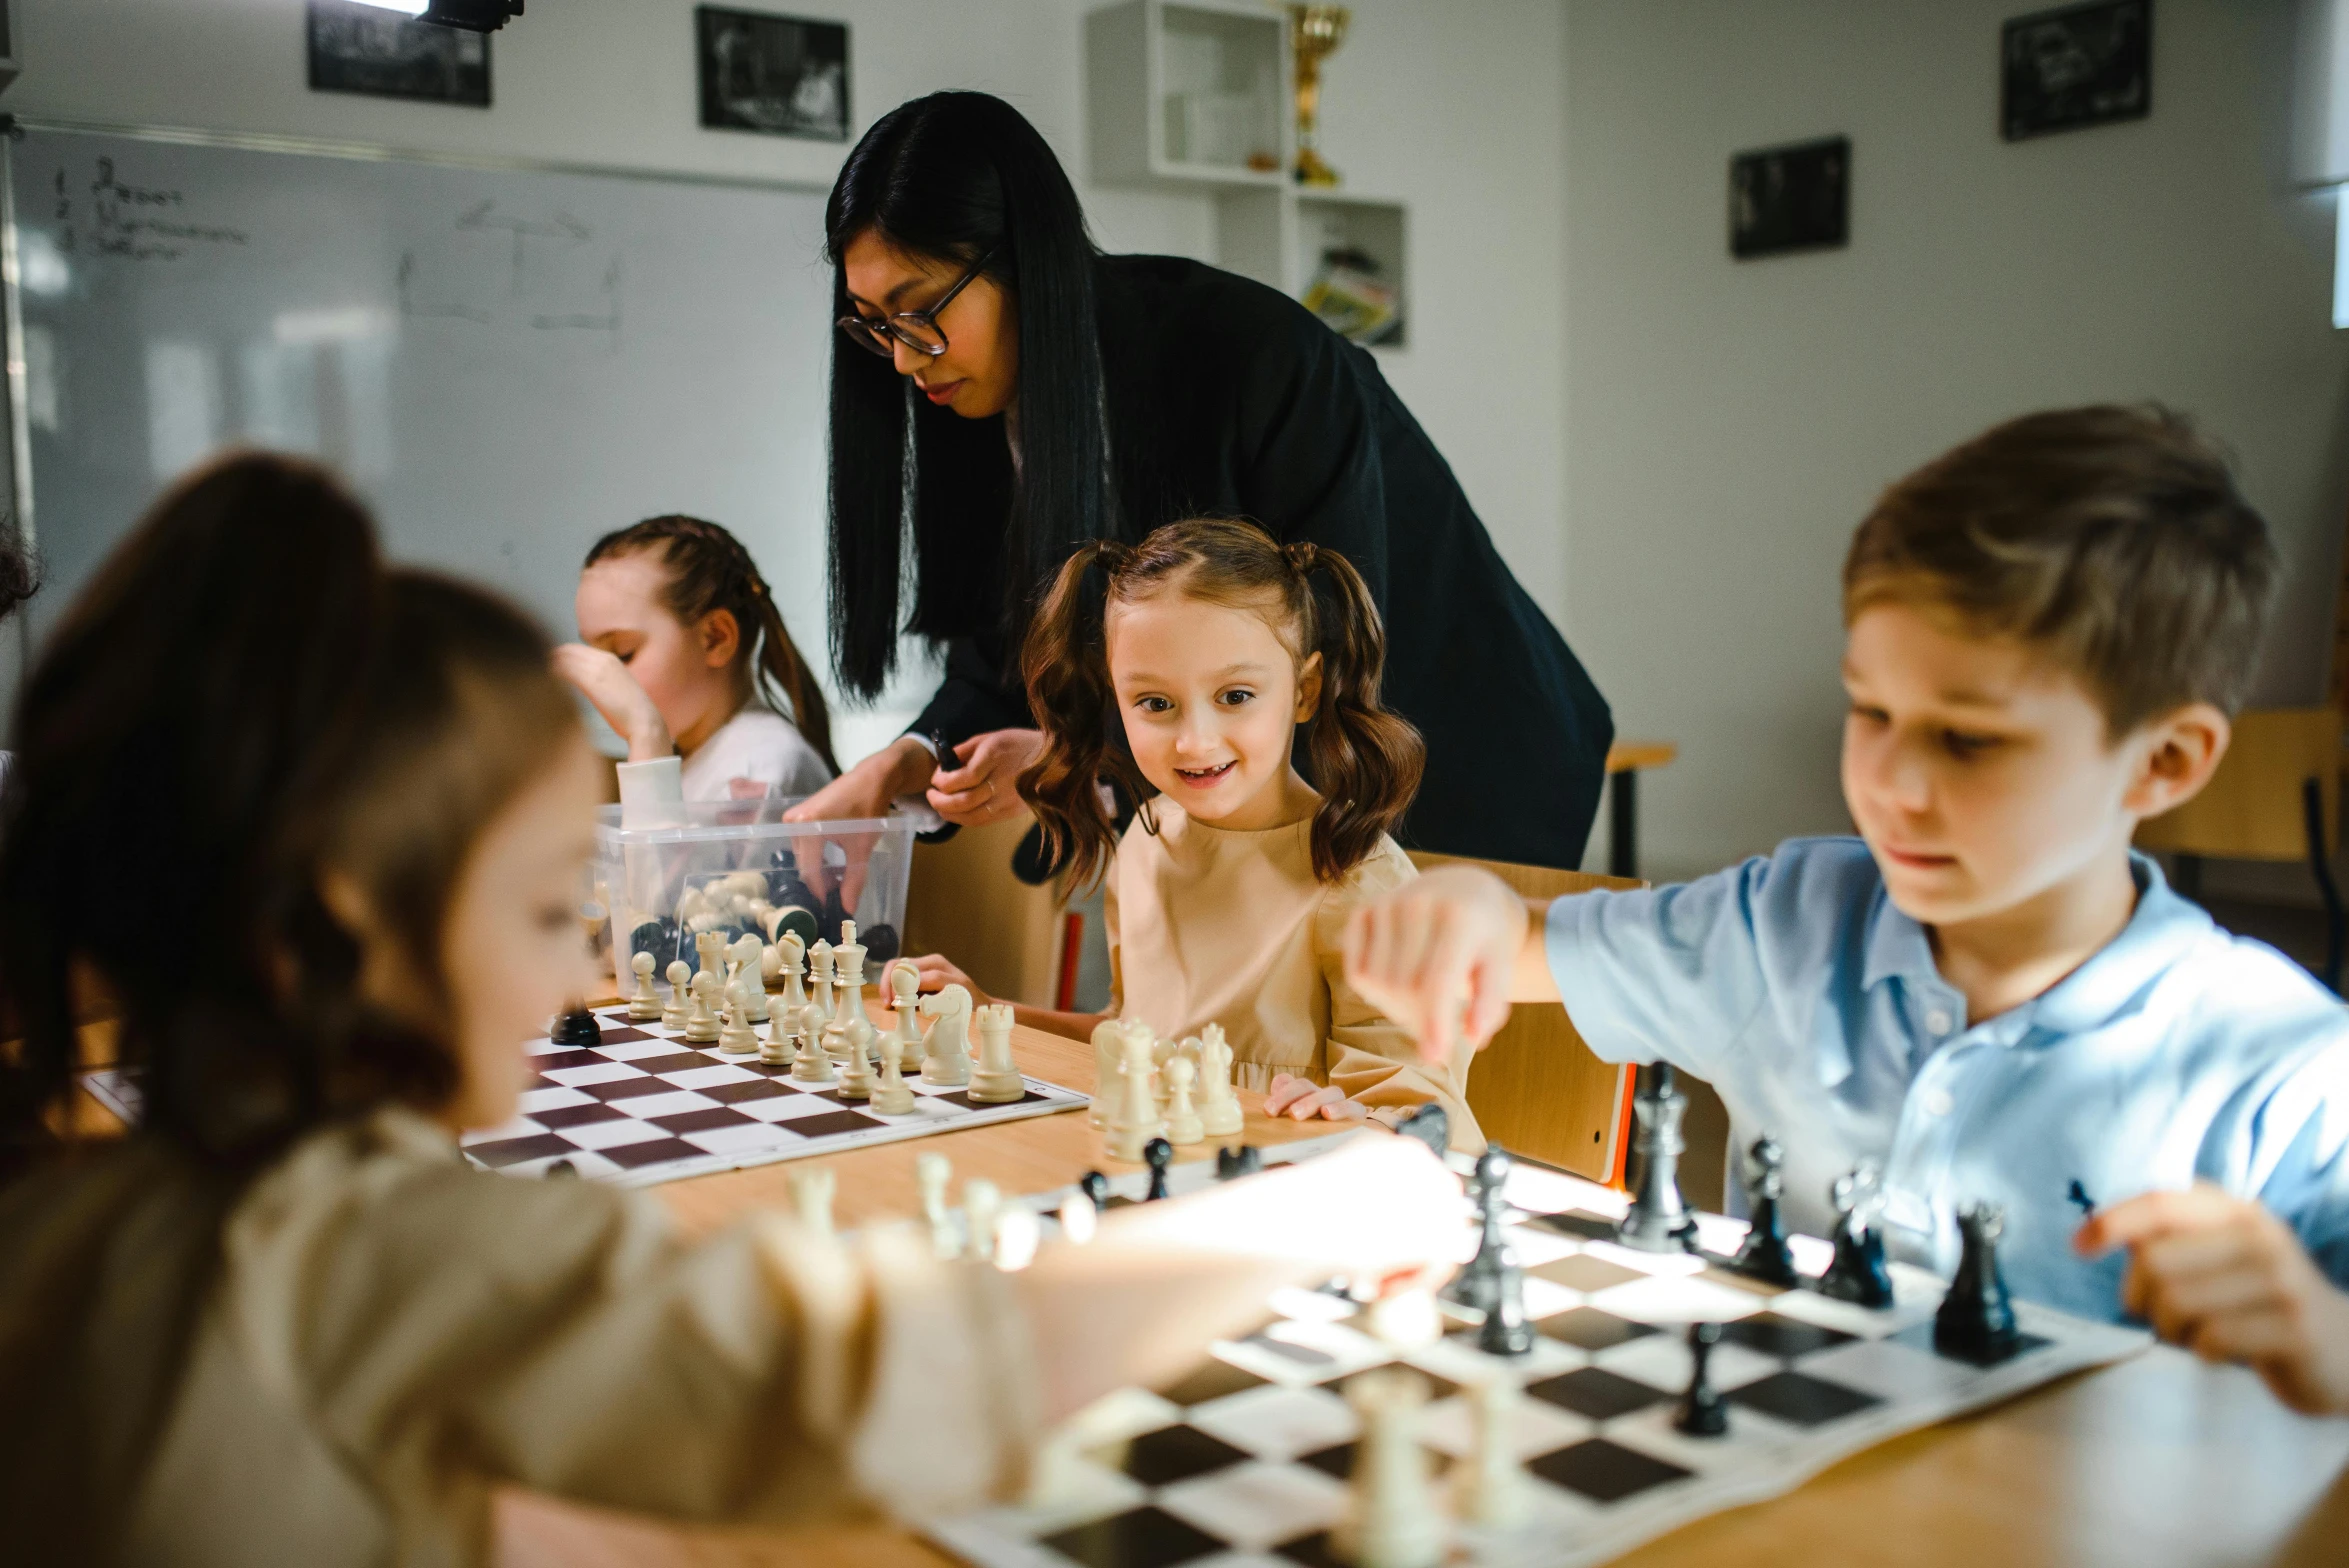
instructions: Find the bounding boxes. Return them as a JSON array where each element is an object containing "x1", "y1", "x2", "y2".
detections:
[{"x1": 6, "y1": 122, "x2": 932, "y2": 741}]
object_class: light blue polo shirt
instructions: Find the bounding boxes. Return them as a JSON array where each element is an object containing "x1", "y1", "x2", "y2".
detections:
[{"x1": 1545, "y1": 836, "x2": 2349, "y2": 1323}]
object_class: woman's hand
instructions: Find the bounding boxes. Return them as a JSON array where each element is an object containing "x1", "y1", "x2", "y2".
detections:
[
  {"x1": 1343, "y1": 865, "x2": 1536, "y2": 1064},
  {"x1": 1264, "y1": 1072, "x2": 1371, "y2": 1123},
  {"x1": 929, "y1": 728, "x2": 1045, "y2": 827},
  {"x1": 552, "y1": 643, "x2": 672, "y2": 762},
  {"x1": 785, "y1": 734, "x2": 935, "y2": 823},
  {"x1": 902, "y1": 952, "x2": 997, "y2": 1008},
  {"x1": 2076, "y1": 1184, "x2": 2349, "y2": 1416}
]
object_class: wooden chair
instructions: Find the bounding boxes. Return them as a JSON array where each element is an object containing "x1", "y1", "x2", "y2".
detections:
[
  {"x1": 1406, "y1": 852, "x2": 1648, "y2": 1183},
  {"x1": 2134, "y1": 706, "x2": 2344, "y2": 991},
  {"x1": 899, "y1": 810, "x2": 1074, "y2": 1008}
]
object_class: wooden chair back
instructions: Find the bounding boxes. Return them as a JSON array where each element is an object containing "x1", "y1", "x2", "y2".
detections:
[
  {"x1": 1408, "y1": 851, "x2": 1643, "y2": 1182},
  {"x1": 2133, "y1": 707, "x2": 2342, "y2": 862},
  {"x1": 901, "y1": 812, "x2": 1069, "y2": 1008}
]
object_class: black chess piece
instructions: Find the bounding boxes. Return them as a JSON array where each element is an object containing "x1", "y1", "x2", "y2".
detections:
[
  {"x1": 548, "y1": 1002, "x2": 603, "y2": 1047},
  {"x1": 1816, "y1": 1164, "x2": 1895, "y2": 1309},
  {"x1": 543, "y1": 1159, "x2": 578, "y2": 1180},
  {"x1": 1617, "y1": 1063, "x2": 1698, "y2": 1253},
  {"x1": 1215, "y1": 1145, "x2": 1263, "y2": 1180},
  {"x1": 1675, "y1": 1322, "x2": 1730, "y2": 1436},
  {"x1": 769, "y1": 905, "x2": 820, "y2": 949},
  {"x1": 860, "y1": 922, "x2": 901, "y2": 965},
  {"x1": 1934, "y1": 1203, "x2": 2022, "y2": 1364},
  {"x1": 1078, "y1": 1170, "x2": 1111, "y2": 1209},
  {"x1": 631, "y1": 918, "x2": 680, "y2": 969},
  {"x1": 1727, "y1": 1135, "x2": 1800, "y2": 1287},
  {"x1": 1143, "y1": 1138, "x2": 1174, "y2": 1200},
  {"x1": 1394, "y1": 1102, "x2": 1450, "y2": 1157},
  {"x1": 1448, "y1": 1146, "x2": 1519, "y2": 1321}
]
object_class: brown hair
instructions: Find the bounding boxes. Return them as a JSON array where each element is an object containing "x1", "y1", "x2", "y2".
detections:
[
  {"x1": 0, "y1": 452, "x2": 582, "y2": 1175},
  {"x1": 1021, "y1": 518, "x2": 1424, "y2": 885},
  {"x1": 585, "y1": 515, "x2": 837, "y2": 773},
  {"x1": 1844, "y1": 405, "x2": 2280, "y2": 733}
]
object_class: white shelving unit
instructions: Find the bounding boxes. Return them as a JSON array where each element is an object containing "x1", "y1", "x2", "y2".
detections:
[{"x1": 1084, "y1": 0, "x2": 1408, "y2": 350}]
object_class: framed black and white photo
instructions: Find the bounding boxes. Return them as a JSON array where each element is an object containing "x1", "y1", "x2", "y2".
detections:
[
  {"x1": 307, "y1": 0, "x2": 491, "y2": 109},
  {"x1": 2002, "y1": 0, "x2": 2151, "y2": 142},
  {"x1": 695, "y1": 8, "x2": 849, "y2": 142},
  {"x1": 1729, "y1": 137, "x2": 1849, "y2": 261}
]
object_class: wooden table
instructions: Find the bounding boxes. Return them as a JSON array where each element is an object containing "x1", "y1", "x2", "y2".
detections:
[{"x1": 490, "y1": 1012, "x2": 2349, "y2": 1568}]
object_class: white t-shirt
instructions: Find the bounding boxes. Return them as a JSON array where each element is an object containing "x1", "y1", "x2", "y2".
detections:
[{"x1": 615, "y1": 704, "x2": 831, "y2": 826}]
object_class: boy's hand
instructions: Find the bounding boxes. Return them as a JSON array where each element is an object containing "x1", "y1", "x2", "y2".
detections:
[
  {"x1": 2076, "y1": 1184, "x2": 2349, "y2": 1416},
  {"x1": 1264, "y1": 1072, "x2": 1371, "y2": 1123},
  {"x1": 1343, "y1": 866, "x2": 1531, "y2": 1063}
]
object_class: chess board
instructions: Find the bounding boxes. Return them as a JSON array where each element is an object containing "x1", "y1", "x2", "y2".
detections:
[
  {"x1": 931, "y1": 1149, "x2": 2150, "y2": 1568},
  {"x1": 461, "y1": 1003, "x2": 1088, "y2": 1188}
]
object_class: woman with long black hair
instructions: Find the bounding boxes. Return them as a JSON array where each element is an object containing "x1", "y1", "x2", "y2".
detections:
[{"x1": 787, "y1": 91, "x2": 1611, "y2": 869}]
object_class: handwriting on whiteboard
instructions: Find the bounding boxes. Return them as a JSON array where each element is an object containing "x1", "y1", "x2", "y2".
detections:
[{"x1": 50, "y1": 157, "x2": 249, "y2": 263}]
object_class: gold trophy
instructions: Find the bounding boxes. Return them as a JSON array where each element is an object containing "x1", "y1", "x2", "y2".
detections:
[{"x1": 1287, "y1": 4, "x2": 1350, "y2": 188}]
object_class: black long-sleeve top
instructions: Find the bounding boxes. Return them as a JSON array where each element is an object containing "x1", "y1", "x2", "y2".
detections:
[{"x1": 911, "y1": 255, "x2": 1612, "y2": 870}]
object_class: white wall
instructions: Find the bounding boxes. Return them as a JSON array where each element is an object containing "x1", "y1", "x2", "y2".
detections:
[
  {"x1": 1562, "y1": 0, "x2": 2349, "y2": 880},
  {"x1": 9, "y1": 0, "x2": 1573, "y2": 761}
]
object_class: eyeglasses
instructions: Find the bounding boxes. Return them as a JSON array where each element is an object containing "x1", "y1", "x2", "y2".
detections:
[{"x1": 836, "y1": 247, "x2": 998, "y2": 360}]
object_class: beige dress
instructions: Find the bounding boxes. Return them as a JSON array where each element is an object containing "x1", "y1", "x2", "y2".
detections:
[
  {"x1": 1105, "y1": 802, "x2": 1482, "y2": 1149},
  {"x1": 0, "y1": 1108, "x2": 1034, "y2": 1568}
]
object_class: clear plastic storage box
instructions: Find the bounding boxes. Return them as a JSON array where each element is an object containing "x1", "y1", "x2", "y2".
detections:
[{"x1": 593, "y1": 799, "x2": 918, "y2": 996}]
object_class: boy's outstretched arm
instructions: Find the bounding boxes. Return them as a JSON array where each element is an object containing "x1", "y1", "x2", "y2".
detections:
[
  {"x1": 1343, "y1": 865, "x2": 1559, "y2": 1065},
  {"x1": 2076, "y1": 1185, "x2": 2349, "y2": 1416}
]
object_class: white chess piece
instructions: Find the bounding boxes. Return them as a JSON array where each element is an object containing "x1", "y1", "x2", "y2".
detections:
[
  {"x1": 1162, "y1": 1055, "x2": 1204, "y2": 1145},
  {"x1": 1105, "y1": 1032, "x2": 1165, "y2": 1161},
  {"x1": 832, "y1": 933, "x2": 880, "y2": 1067},
  {"x1": 807, "y1": 939, "x2": 836, "y2": 1034},
  {"x1": 731, "y1": 933, "x2": 769, "y2": 1024},
  {"x1": 790, "y1": 1167, "x2": 836, "y2": 1240},
  {"x1": 919, "y1": 985, "x2": 973, "y2": 1087},
  {"x1": 1088, "y1": 1020, "x2": 1126, "y2": 1130},
  {"x1": 1198, "y1": 1024, "x2": 1244, "y2": 1138},
  {"x1": 718, "y1": 991, "x2": 758, "y2": 1056},
  {"x1": 661, "y1": 959, "x2": 693, "y2": 1031},
  {"x1": 695, "y1": 928, "x2": 724, "y2": 981},
  {"x1": 790, "y1": 1012, "x2": 836, "y2": 1084},
  {"x1": 759, "y1": 994, "x2": 794, "y2": 1066},
  {"x1": 684, "y1": 970, "x2": 722, "y2": 1044},
  {"x1": 1450, "y1": 1370, "x2": 1530, "y2": 1530},
  {"x1": 886, "y1": 960, "x2": 925, "y2": 1072},
  {"x1": 832, "y1": 979, "x2": 876, "y2": 1100},
  {"x1": 1332, "y1": 1369, "x2": 1444, "y2": 1568},
  {"x1": 760, "y1": 940, "x2": 785, "y2": 994},
  {"x1": 626, "y1": 950, "x2": 662, "y2": 1022},
  {"x1": 967, "y1": 1003, "x2": 1023, "y2": 1103},
  {"x1": 1151, "y1": 1033, "x2": 1181, "y2": 1112},
  {"x1": 917, "y1": 1152, "x2": 954, "y2": 1257},
  {"x1": 869, "y1": 1020, "x2": 917, "y2": 1114},
  {"x1": 962, "y1": 1178, "x2": 1001, "y2": 1265}
]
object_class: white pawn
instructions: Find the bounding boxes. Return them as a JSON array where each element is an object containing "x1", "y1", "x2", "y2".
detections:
[
  {"x1": 968, "y1": 1002, "x2": 1024, "y2": 1103},
  {"x1": 1162, "y1": 1055, "x2": 1204, "y2": 1145},
  {"x1": 1105, "y1": 1032, "x2": 1165, "y2": 1161},
  {"x1": 886, "y1": 960, "x2": 925, "y2": 1072},
  {"x1": 684, "y1": 970, "x2": 722, "y2": 1044},
  {"x1": 962, "y1": 1178, "x2": 1001, "y2": 1265},
  {"x1": 1088, "y1": 1020, "x2": 1126, "y2": 1129},
  {"x1": 774, "y1": 931, "x2": 807, "y2": 1021},
  {"x1": 833, "y1": 1004, "x2": 876, "y2": 1101},
  {"x1": 917, "y1": 1152, "x2": 955, "y2": 1257},
  {"x1": 1332, "y1": 1369, "x2": 1444, "y2": 1568},
  {"x1": 868, "y1": 1021, "x2": 917, "y2": 1114},
  {"x1": 807, "y1": 939, "x2": 836, "y2": 1031},
  {"x1": 759, "y1": 994, "x2": 794, "y2": 1067},
  {"x1": 790, "y1": 1167, "x2": 836, "y2": 1239},
  {"x1": 626, "y1": 950, "x2": 662, "y2": 1022},
  {"x1": 920, "y1": 985, "x2": 973, "y2": 1086},
  {"x1": 790, "y1": 1012, "x2": 836, "y2": 1084},
  {"x1": 661, "y1": 959, "x2": 692, "y2": 1031},
  {"x1": 1198, "y1": 1023, "x2": 1244, "y2": 1138},
  {"x1": 718, "y1": 991, "x2": 758, "y2": 1055},
  {"x1": 1451, "y1": 1371, "x2": 1531, "y2": 1530}
]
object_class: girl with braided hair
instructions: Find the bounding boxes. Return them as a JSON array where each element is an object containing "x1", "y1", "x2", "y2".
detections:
[
  {"x1": 908, "y1": 518, "x2": 1481, "y2": 1150},
  {"x1": 556, "y1": 515, "x2": 836, "y2": 808}
]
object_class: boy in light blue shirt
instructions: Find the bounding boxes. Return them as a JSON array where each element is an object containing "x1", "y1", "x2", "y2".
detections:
[{"x1": 1346, "y1": 406, "x2": 2349, "y2": 1416}]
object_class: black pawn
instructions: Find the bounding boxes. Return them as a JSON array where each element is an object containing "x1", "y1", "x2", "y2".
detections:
[
  {"x1": 1477, "y1": 1236, "x2": 1535, "y2": 1358},
  {"x1": 1445, "y1": 1145, "x2": 1514, "y2": 1316},
  {"x1": 1617, "y1": 1063, "x2": 1698, "y2": 1253},
  {"x1": 1674, "y1": 1322, "x2": 1729, "y2": 1436},
  {"x1": 1816, "y1": 1166, "x2": 1894, "y2": 1309},
  {"x1": 1934, "y1": 1203, "x2": 2022, "y2": 1364},
  {"x1": 1078, "y1": 1170, "x2": 1111, "y2": 1209},
  {"x1": 549, "y1": 1002, "x2": 602, "y2": 1047},
  {"x1": 1394, "y1": 1102, "x2": 1450, "y2": 1157},
  {"x1": 1215, "y1": 1145, "x2": 1263, "y2": 1180},
  {"x1": 1143, "y1": 1138, "x2": 1174, "y2": 1200},
  {"x1": 1728, "y1": 1135, "x2": 1799, "y2": 1287}
]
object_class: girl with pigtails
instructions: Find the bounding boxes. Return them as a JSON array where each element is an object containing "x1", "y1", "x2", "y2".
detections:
[{"x1": 910, "y1": 519, "x2": 1483, "y2": 1151}]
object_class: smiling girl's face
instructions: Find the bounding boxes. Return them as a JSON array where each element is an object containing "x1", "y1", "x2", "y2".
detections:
[{"x1": 1106, "y1": 582, "x2": 1323, "y2": 833}]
